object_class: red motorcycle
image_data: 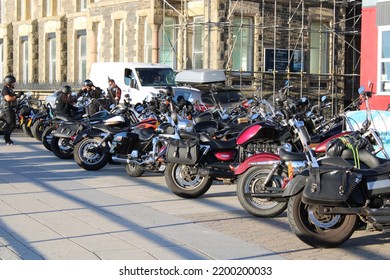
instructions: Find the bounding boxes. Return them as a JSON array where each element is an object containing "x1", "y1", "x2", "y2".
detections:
[
  {"x1": 233, "y1": 129, "x2": 352, "y2": 218},
  {"x1": 163, "y1": 117, "x2": 297, "y2": 198}
]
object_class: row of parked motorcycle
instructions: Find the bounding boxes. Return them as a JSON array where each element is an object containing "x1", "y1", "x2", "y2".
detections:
[{"x1": 9, "y1": 81, "x2": 390, "y2": 249}]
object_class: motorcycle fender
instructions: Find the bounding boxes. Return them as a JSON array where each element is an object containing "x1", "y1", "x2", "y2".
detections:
[
  {"x1": 282, "y1": 170, "x2": 309, "y2": 198},
  {"x1": 234, "y1": 153, "x2": 280, "y2": 175},
  {"x1": 53, "y1": 124, "x2": 79, "y2": 138},
  {"x1": 72, "y1": 128, "x2": 105, "y2": 145}
]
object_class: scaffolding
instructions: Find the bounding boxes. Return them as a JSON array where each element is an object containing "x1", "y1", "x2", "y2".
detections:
[{"x1": 159, "y1": 0, "x2": 362, "y2": 113}]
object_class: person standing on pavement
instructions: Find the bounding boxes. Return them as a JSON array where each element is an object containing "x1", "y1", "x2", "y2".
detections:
[
  {"x1": 107, "y1": 78, "x2": 122, "y2": 105},
  {"x1": 1, "y1": 75, "x2": 24, "y2": 145}
]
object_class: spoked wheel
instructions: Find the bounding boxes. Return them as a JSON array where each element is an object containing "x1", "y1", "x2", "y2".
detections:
[
  {"x1": 41, "y1": 124, "x2": 57, "y2": 151},
  {"x1": 287, "y1": 191, "x2": 357, "y2": 248},
  {"x1": 236, "y1": 167, "x2": 287, "y2": 218},
  {"x1": 164, "y1": 163, "x2": 213, "y2": 198},
  {"x1": 74, "y1": 137, "x2": 109, "y2": 171},
  {"x1": 51, "y1": 136, "x2": 74, "y2": 159},
  {"x1": 125, "y1": 163, "x2": 145, "y2": 177}
]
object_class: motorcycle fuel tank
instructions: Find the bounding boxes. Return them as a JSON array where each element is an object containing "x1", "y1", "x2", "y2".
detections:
[
  {"x1": 104, "y1": 115, "x2": 125, "y2": 125},
  {"x1": 236, "y1": 122, "x2": 277, "y2": 146}
]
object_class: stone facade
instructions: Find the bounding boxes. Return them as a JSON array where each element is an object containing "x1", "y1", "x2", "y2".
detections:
[{"x1": 0, "y1": 0, "x2": 361, "y2": 105}]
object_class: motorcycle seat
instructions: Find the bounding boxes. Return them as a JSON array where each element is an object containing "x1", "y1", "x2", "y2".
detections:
[
  {"x1": 132, "y1": 127, "x2": 155, "y2": 141},
  {"x1": 341, "y1": 148, "x2": 390, "y2": 169},
  {"x1": 279, "y1": 148, "x2": 307, "y2": 161},
  {"x1": 354, "y1": 161, "x2": 390, "y2": 177},
  {"x1": 54, "y1": 113, "x2": 83, "y2": 123},
  {"x1": 199, "y1": 133, "x2": 237, "y2": 150},
  {"x1": 319, "y1": 156, "x2": 353, "y2": 168}
]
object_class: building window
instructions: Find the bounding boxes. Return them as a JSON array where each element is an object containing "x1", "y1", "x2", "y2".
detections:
[
  {"x1": 78, "y1": 0, "x2": 87, "y2": 12},
  {"x1": 48, "y1": 34, "x2": 56, "y2": 82},
  {"x1": 0, "y1": 40, "x2": 3, "y2": 80},
  {"x1": 78, "y1": 32, "x2": 87, "y2": 82},
  {"x1": 378, "y1": 27, "x2": 390, "y2": 94},
  {"x1": 20, "y1": 0, "x2": 32, "y2": 20},
  {"x1": 232, "y1": 16, "x2": 253, "y2": 72},
  {"x1": 46, "y1": 0, "x2": 52, "y2": 16},
  {"x1": 45, "y1": 0, "x2": 59, "y2": 16},
  {"x1": 144, "y1": 19, "x2": 152, "y2": 63},
  {"x1": 192, "y1": 17, "x2": 204, "y2": 69},
  {"x1": 310, "y1": 21, "x2": 330, "y2": 74},
  {"x1": 159, "y1": 17, "x2": 177, "y2": 69},
  {"x1": 21, "y1": 38, "x2": 29, "y2": 83}
]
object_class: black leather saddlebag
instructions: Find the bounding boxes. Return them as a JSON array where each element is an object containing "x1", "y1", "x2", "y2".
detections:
[
  {"x1": 166, "y1": 138, "x2": 199, "y2": 165},
  {"x1": 302, "y1": 166, "x2": 361, "y2": 206}
]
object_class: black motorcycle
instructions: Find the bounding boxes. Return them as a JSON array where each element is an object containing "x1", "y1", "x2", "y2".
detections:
[{"x1": 283, "y1": 86, "x2": 390, "y2": 247}]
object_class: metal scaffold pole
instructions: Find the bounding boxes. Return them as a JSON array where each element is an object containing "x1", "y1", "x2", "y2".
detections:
[{"x1": 157, "y1": 0, "x2": 361, "y2": 111}]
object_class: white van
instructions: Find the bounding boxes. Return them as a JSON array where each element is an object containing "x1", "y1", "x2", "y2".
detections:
[{"x1": 89, "y1": 62, "x2": 177, "y2": 104}]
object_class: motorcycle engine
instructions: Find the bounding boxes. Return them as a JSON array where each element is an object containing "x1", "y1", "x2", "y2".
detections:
[{"x1": 244, "y1": 141, "x2": 280, "y2": 156}]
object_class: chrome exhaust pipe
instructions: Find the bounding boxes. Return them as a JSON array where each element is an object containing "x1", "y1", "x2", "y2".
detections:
[{"x1": 111, "y1": 156, "x2": 153, "y2": 166}]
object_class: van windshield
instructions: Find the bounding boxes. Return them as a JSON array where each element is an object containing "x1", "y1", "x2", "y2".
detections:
[{"x1": 136, "y1": 68, "x2": 176, "y2": 87}]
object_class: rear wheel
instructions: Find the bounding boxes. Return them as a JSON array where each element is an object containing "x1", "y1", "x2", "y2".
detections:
[
  {"x1": 51, "y1": 136, "x2": 74, "y2": 159},
  {"x1": 287, "y1": 191, "x2": 357, "y2": 248},
  {"x1": 164, "y1": 163, "x2": 213, "y2": 198},
  {"x1": 236, "y1": 167, "x2": 287, "y2": 218},
  {"x1": 21, "y1": 122, "x2": 34, "y2": 138},
  {"x1": 74, "y1": 137, "x2": 109, "y2": 171}
]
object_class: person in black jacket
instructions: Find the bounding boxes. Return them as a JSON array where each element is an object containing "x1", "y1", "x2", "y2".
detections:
[
  {"x1": 1, "y1": 75, "x2": 23, "y2": 145},
  {"x1": 78, "y1": 79, "x2": 104, "y2": 114},
  {"x1": 54, "y1": 85, "x2": 78, "y2": 116},
  {"x1": 79, "y1": 79, "x2": 103, "y2": 99}
]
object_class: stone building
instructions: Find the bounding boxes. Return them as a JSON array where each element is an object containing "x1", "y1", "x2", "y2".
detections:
[{"x1": 0, "y1": 0, "x2": 361, "y2": 106}]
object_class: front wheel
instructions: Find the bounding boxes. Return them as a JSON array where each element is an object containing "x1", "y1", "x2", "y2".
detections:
[
  {"x1": 287, "y1": 191, "x2": 357, "y2": 248},
  {"x1": 31, "y1": 119, "x2": 48, "y2": 141},
  {"x1": 74, "y1": 137, "x2": 110, "y2": 171},
  {"x1": 41, "y1": 124, "x2": 57, "y2": 151},
  {"x1": 236, "y1": 167, "x2": 287, "y2": 218},
  {"x1": 164, "y1": 163, "x2": 213, "y2": 198},
  {"x1": 125, "y1": 163, "x2": 145, "y2": 177}
]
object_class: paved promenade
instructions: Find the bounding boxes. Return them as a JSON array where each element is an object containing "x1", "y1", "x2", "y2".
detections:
[{"x1": 0, "y1": 132, "x2": 389, "y2": 260}]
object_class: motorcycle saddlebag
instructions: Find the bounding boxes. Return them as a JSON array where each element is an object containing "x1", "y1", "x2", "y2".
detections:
[
  {"x1": 166, "y1": 138, "x2": 199, "y2": 165},
  {"x1": 302, "y1": 166, "x2": 361, "y2": 206}
]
